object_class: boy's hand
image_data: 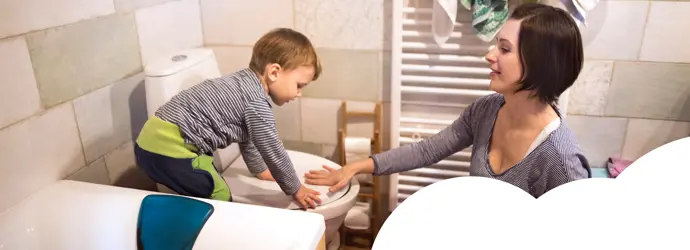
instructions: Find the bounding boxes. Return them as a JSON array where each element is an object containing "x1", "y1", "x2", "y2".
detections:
[
  {"x1": 293, "y1": 184, "x2": 322, "y2": 210},
  {"x1": 256, "y1": 169, "x2": 276, "y2": 181}
]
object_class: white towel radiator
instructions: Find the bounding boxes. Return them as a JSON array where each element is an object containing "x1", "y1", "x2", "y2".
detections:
[
  {"x1": 388, "y1": 0, "x2": 571, "y2": 211},
  {"x1": 388, "y1": 0, "x2": 493, "y2": 211}
]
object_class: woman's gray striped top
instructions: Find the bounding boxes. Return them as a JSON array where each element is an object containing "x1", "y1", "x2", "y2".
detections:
[
  {"x1": 372, "y1": 93, "x2": 591, "y2": 198},
  {"x1": 155, "y1": 68, "x2": 301, "y2": 195}
]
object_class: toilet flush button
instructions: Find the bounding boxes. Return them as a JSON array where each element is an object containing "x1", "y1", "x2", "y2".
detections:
[{"x1": 171, "y1": 54, "x2": 187, "y2": 62}]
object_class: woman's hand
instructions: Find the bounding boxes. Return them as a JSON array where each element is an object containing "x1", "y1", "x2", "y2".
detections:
[
  {"x1": 304, "y1": 165, "x2": 356, "y2": 192},
  {"x1": 256, "y1": 169, "x2": 276, "y2": 181}
]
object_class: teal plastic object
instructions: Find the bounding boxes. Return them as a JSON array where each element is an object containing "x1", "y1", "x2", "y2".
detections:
[
  {"x1": 136, "y1": 194, "x2": 215, "y2": 250},
  {"x1": 591, "y1": 167, "x2": 610, "y2": 178}
]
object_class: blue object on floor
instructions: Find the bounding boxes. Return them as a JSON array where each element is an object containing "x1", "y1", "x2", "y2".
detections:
[
  {"x1": 137, "y1": 194, "x2": 215, "y2": 250},
  {"x1": 591, "y1": 168, "x2": 610, "y2": 178}
]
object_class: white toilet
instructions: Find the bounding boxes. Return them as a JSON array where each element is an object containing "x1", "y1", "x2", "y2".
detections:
[
  {"x1": 143, "y1": 48, "x2": 360, "y2": 250},
  {"x1": 222, "y1": 151, "x2": 360, "y2": 250}
]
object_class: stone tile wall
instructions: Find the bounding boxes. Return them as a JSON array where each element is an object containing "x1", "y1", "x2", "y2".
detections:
[
  {"x1": 0, "y1": 0, "x2": 204, "y2": 212},
  {"x1": 565, "y1": 0, "x2": 690, "y2": 168}
]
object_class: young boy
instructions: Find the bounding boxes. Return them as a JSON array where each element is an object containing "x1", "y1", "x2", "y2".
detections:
[{"x1": 134, "y1": 28, "x2": 323, "y2": 209}]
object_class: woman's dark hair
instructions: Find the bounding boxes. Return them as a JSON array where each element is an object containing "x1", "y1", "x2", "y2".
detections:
[{"x1": 511, "y1": 3, "x2": 584, "y2": 104}]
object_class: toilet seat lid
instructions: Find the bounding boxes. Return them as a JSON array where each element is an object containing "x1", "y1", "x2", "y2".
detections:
[{"x1": 221, "y1": 151, "x2": 349, "y2": 210}]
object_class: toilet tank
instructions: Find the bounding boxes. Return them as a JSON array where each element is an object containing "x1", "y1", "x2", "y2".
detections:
[{"x1": 144, "y1": 48, "x2": 222, "y2": 118}]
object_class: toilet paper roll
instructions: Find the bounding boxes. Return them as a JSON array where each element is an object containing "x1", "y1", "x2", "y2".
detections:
[
  {"x1": 344, "y1": 137, "x2": 372, "y2": 163},
  {"x1": 344, "y1": 137, "x2": 374, "y2": 184}
]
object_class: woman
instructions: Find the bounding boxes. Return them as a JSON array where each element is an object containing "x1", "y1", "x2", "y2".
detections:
[{"x1": 304, "y1": 3, "x2": 591, "y2": 198}]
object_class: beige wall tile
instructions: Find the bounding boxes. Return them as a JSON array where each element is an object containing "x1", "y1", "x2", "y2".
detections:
[
  {"x1": 209, "y1": 46, "x2": 253, "y2": 75},
  {"x1": 567, "y1": 61, "x2": 614, "y2": 116},
  {"x1": 295, "y1": 0, "x2": 385, "y2": 50},
  {"x1": 0, "y1": 37, "x2": 42, "y2": 129},
  {"x1": 68, "y1": 158, "x2": 111, "y2": 185},
  {"x1": 105, "y1": 141, "x2": 156, "y2": 191},
  {"x1": 0, "y1": 0, "x2": 114, "y2": 39},
  {"x1": 622, "y1": 119, "x2": 690, "y2": 160},
  {"x1": 27, "y1": 13, "x2": 141, "y2": 108},
  {"x1": 201, "y1": 0, "x2": 294, "y2": 46},
  {"x1": 580, "y1": 1, "x2": 648, "y2": 60},
  {"x1": 0, "y1": 103, "x2": 85, "y2": 211},
  {"x1": 135, "y1": 0, "x2": 203, "y2": 65},
  {"x1": 639, "y1": 2, "x2": 690, "y2": 63},
  {"x1": 301, "y1": 98, "x2": 341, "y2": 144},
  {"x1": 73, "y1": 73, "x2": 145, "y2": 163},
  {"x1": 605, "y1": 62, "x2": 690, "y2": 121},
  {"x1": 302, "y1": 49, "x2": 381, "y2": 101},
  {"x1": 283, "y1": 140, "x2": 324, "y2": 156},
  {"x1": 301, "y1": 98, "x2": 379, "y2": 145},
  {"x1": 114, "y1": 0, "x2": 177, "y2": 12},
  {"x1": 566, "y1": 115, "x2": 628, "y2": 168},
  {"x1": 273, "y1": 99, "x2": 302, "y2": 141}
]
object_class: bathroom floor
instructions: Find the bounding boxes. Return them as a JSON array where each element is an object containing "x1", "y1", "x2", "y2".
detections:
[
  {"x1": 339, "y1": 237, "x2": 372, "y2": 250},
  {"x1": 341, "y1": 247, "x2": 371, "y2": 250},
  {"x1": 339, "y1": 233, "x2": 373, "y2": 250}
]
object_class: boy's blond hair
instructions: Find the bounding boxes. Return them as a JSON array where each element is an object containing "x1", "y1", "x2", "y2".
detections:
[{"x1": 249, "y1": 28, "x2": 322, "y2": 81}]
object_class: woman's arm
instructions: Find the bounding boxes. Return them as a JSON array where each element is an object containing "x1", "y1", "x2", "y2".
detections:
[{"x1": 348, "y1": 101, "x2": 479, "y2": 176}]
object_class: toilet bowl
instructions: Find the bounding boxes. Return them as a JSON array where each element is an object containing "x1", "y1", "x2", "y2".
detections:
[
  {"x1": 221, "y1": 150, "x2": 360, "y2": 249},
  {"x1": 154, "y1": 148, "x2": 358, "y2": 249}
]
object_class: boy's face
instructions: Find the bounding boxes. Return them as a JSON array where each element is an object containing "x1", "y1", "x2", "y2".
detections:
[{"x1": 265, "y1": 64, "x2": 315, "y2": 106}]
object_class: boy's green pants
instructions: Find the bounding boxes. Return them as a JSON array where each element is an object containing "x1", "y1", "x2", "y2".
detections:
[{"x1": 134, "y1": 116, "x2": 231, "y2": 201}]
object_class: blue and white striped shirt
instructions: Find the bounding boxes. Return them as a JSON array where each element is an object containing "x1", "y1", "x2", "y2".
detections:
[{"x1": 155, "y1": 68, "x2": 301, "y2": 195}]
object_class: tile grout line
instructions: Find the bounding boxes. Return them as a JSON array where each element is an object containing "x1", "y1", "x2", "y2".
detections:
[
  {"x1": 198, "y1": 0, "x2": 207, "y2": 47},
  {"x1": 635, "y1": 1, "x2": 653, "y2": 61},
  {"x1": 100, "y1": 155, "x2": 113, "y2": 185},
  {"x1": 567, "y1": 112, "x2": 690, "y2": 124},
  {"x1": 69, "y1": 101, "x2": 90, "y2": 174},
  {"x1": 600, "y1": 62, "x2": 616, "y2": 117},
  {"x1": 581, "y1": 57, "x2": 690, "y2": 66},
  {"x1": 204, "y1": 43, "x2": 387, "y2": 54},
  {"x1": 204, "y1": 43, "x2": 254, "y2": 48},
  {"x1": 292, "y1": 0, "x2": 297, "y2": 29},
  {"x1": 0, "y1": 9, "x2": 126, "y2": 44},
  {"x1": 131, "y1": 5, "x2": 146, "y2": 69},
  {"x1": 619, "y1": 118, "x2": 631, "y2": 159}
]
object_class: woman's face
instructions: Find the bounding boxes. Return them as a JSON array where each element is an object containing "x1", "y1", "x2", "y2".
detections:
[{"x1": 485, "y1": 19, "x2": 523, "y2": 94}]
